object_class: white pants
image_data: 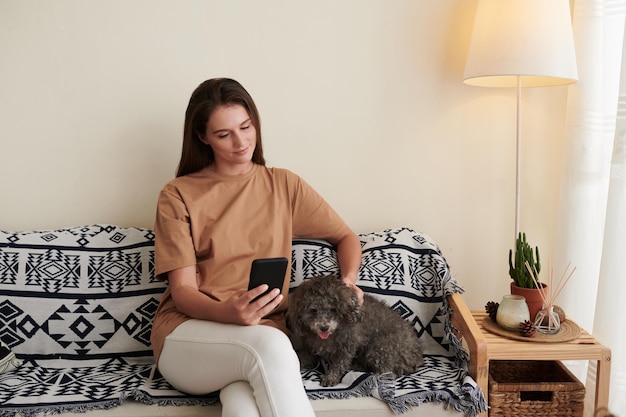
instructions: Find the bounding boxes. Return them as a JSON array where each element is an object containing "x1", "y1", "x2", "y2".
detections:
[{"x1": 158, "y1": 319, "x2": 315, "y2": 417}]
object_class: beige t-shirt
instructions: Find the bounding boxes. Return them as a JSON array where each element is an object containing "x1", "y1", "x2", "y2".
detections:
[{"x1": 150, "y1": 164, "x2": 350, "y2": 363}]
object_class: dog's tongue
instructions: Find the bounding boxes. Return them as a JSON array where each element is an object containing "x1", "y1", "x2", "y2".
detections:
[{"x1": 318, "y1": 331, "x2": 330, "y2": 340}]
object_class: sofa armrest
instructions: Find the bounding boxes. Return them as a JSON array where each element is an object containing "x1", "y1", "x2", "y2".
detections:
[{"x1": 447, "y1": 293, "x2": 488, "y2": 399}]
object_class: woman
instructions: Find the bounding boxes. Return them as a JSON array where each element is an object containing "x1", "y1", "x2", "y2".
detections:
[{"x1": 150, "y1": 78, "x2": 363, "y2": 417}]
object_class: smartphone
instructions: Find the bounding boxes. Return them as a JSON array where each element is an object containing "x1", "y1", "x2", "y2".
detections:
[{"x1": 248, "y1": 257, "x2": 289, "y2": 302}]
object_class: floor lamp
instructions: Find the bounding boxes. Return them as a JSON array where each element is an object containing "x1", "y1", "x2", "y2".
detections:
[{"x1": 462, "y1": 0, "x2": 578, "y2": 243}]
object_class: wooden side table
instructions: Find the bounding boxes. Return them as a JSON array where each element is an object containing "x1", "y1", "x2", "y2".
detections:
[{"x1": 469, "y1": 311, "x2": 611, "y2": 417}]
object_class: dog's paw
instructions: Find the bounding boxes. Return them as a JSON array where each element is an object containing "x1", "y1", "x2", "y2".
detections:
[{"x1": 320, "y1": 373, "x2": 342, "y2": 387}]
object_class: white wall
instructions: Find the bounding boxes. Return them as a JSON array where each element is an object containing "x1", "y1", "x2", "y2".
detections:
[{"x1": 0, "y1": 0, "x2": 570, "y2": 310}]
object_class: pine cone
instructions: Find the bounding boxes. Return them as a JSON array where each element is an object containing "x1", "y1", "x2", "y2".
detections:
[
  {"x1": 519, "y1": 320, "x2": 536, "y2": 337},
  {"x1": 485, "y1": 301, "x2": 499, "y2": 321}
]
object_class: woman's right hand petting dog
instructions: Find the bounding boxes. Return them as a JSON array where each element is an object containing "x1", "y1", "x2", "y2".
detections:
[{"x1": 287, "y1": 275, "x2": 423, "y2": 387}]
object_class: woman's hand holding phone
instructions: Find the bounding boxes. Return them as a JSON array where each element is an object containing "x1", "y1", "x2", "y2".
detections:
[
  {"x1": 222, "y1": 286, "x2": 283, "y2": 326},
  {"x1": 220, "y1": 257, "x2": 288, "y2": 325}
]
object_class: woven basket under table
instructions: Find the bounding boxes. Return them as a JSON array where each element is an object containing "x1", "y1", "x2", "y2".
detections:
[{"x1": 488, "y1": 360, "x2": 585, "y2": 417}]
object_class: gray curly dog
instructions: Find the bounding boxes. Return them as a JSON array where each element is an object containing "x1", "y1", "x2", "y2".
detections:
[{"x1": 288, "y1": 275, "x2": 424, "y2": 387}]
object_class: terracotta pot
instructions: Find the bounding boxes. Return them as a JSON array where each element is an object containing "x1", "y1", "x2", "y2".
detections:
[{"x1": 510, "y1": 282, "x2": 547, "y2": 321}]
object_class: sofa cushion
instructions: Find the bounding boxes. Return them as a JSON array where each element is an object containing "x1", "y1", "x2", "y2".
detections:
[
  {"x1": 0, "y1": 225, "x2": 163, "y2": 359},
  {"x1": 291, "y1": 228, "x2": 481, "y2": 415},
  {"x1": 291, "y1": 228, "x2": 465, "y2": 358},
  {"x1": 0, "y1": 226, "x2": 217, "y2": 416}
]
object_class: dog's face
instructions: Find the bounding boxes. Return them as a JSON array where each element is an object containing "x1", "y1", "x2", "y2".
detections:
[{"x1": 289, "y1": 276, "x2": 360, "y2": 340}]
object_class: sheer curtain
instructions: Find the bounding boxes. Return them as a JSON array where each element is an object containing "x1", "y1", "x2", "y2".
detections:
[{"x1": 554, "y1": 1, "x2": 626, "y2": 415}]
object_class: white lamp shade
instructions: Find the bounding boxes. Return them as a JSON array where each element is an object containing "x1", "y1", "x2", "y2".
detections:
[{"x1": 463, "y1": 0, "x2": 578, "y2": 88}]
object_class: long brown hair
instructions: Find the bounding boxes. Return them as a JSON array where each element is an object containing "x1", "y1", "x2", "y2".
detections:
[{"x1": 176, "y1": 78, "x2": 266, "y2": 177}]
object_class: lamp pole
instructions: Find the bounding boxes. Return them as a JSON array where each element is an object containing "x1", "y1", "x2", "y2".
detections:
[{"x1": 515, "y1": 76, "x2": 521, "y2": 243}]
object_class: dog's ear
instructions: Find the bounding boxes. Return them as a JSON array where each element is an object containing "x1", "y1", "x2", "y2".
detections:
[
  {"x1": 347, "y1": 290, "x2": 362, "y2": 323},
  {"x1": 287, "y1": 287, "x2": 304, "y2": 336}
]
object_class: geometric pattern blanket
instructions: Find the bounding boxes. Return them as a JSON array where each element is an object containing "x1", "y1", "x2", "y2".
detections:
[{"x1": 0, "y1": 225, "x2": 486, "y2": 417}]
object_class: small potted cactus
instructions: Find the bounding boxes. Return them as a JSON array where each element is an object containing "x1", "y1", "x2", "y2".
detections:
[
  {"x1": 509, "y1": 232, "x2": 541, "y2": 288},
  {"x1": 508, "y1": 232, "x2": 546, "y2": 320}
]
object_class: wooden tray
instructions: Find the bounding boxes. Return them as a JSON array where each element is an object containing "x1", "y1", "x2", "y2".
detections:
[{"x1": 482, "y1": 317, "x2": 581, "y2": 343}]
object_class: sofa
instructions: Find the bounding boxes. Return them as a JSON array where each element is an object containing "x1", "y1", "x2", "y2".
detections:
[{"x1": 0, "y1": 225, "x2": 487, "y2": 417}]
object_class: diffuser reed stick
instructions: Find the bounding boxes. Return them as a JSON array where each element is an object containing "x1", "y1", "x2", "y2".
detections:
[{"x1": 524, "y1": 260, "x2": 576, "y2": 333}]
